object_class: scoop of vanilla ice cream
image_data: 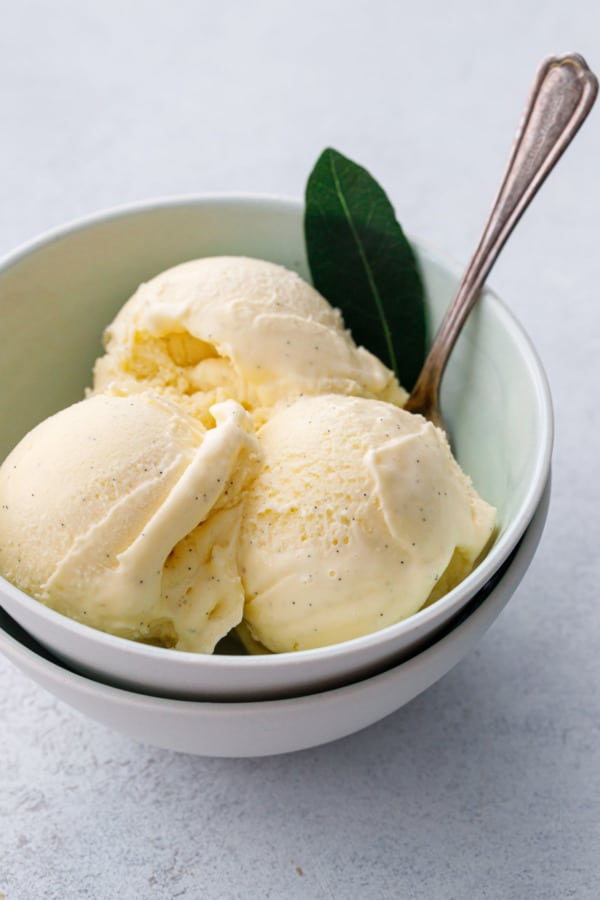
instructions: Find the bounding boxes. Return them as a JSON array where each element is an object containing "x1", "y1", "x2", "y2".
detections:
[
  {"x1": 0, "y1": 392, "x2": 260, "y2": 652},
  {"x1": 92, "y1": 256, "x2": 406, "y2": 424},
  {"x1": 238, "y1": 394, "x2": 496, "y2": 652}
]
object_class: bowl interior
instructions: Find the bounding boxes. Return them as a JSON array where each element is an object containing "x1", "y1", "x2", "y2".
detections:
[
  {"x1": 0, "y1": 196, "x2": 552, "y2": 698},
  {"x1": 418, "y1": 243, "x2": 552, "y2": 543}
]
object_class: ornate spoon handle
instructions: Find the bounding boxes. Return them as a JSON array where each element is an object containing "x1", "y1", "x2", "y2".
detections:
[{"x1": 405, "y1": 53, "x2": 598, "y2": 427}]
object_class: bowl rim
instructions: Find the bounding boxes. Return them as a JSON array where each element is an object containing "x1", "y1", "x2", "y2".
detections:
[{"x1": 0, "y1": 192, "x2": 554, "y2": 670}]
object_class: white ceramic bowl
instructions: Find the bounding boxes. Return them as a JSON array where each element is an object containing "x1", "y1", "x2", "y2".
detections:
[
  {"x1": 0, "y1": 196, "x2": 553, "y2": 700},
  {"x1": 0, "y1": 481, "x2": 550, "y2": 757}
]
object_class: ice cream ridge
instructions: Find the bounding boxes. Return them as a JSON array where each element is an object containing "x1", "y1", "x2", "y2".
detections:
[{"x1": 0, "y1": 256, "x2": 496, "y2": 654}]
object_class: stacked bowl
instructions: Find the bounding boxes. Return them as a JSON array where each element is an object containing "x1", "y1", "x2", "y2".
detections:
[{"x1": 0, "y1": 197, "x2": 552, "y2": 757}]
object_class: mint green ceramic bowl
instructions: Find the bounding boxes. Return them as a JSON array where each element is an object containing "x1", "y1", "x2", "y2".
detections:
[{"x1": 0, "y1": 196, "x2": 553, "y2": 701}]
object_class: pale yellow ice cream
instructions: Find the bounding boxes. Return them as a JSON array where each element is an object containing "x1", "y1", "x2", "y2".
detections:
[
  {"x1": 0, "y1": 256, "x2": 497, "y2": 656},
  {"x1": 238, "y1": 394, "x2": 496, "y2": 652},
  {"x1": 0, "y1": 392, "x2": 260, "y2": 652},
  {"x1": 92, "y1": 256, "x2": 406, "y2": 425}
]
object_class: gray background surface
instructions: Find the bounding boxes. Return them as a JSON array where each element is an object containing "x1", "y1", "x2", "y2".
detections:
[{"x1": 1, "y1": 2, "x2": 599, "y2": 898}]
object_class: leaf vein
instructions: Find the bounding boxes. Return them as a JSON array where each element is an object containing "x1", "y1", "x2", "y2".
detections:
[{"x1": 328, "y1": 153, "x2": 398, "y2": 376}]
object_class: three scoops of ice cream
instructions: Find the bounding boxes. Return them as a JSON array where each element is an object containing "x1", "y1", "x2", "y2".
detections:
[{"x1": 0, "y1": 257, "x2": 496, "y2": 654}]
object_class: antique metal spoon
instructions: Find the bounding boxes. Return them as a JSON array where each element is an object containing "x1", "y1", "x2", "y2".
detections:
[{"x1": 404, "y1": 53, "x2": 598, "y2": 430}]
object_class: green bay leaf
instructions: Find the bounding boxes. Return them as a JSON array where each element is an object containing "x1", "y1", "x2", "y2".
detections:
[{"x1": 304, "y1": 147, "x2": 426, "y2": 391}]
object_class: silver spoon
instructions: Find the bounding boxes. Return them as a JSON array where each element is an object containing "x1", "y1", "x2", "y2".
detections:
[{"x1": 404, "y1": 53, "x2": 598, "y2": 430}]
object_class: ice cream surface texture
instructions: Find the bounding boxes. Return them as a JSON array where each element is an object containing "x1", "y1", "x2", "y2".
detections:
[
  {"x1": 92, "y1": 256, "x2": 406, "y2": 424},
  {"x1": 238, "y1": 394, "x2": 496, "y2": 652},
  {"x1": 0, "y1": 392, "x2": 260, "y2": 652},
  {"x1": 0, "y1": 255, "x2": 497, "y2": 654}
]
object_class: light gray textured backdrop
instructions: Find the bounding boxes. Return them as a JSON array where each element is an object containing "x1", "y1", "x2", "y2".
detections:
[{"x1": 1, "y1": 2, "x2": 599, "y2": 898}]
